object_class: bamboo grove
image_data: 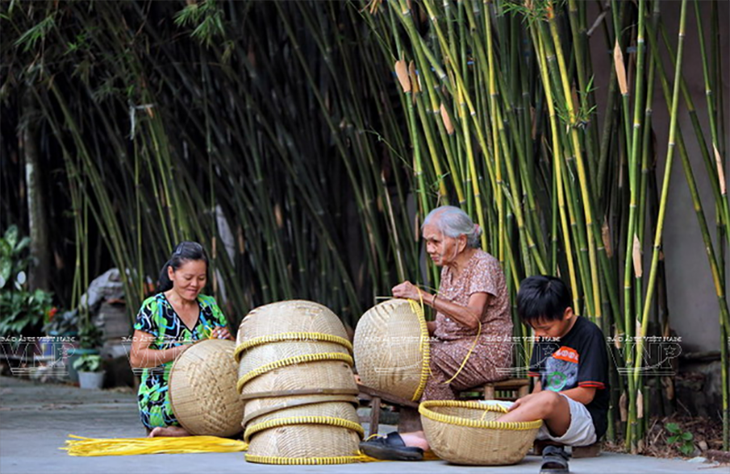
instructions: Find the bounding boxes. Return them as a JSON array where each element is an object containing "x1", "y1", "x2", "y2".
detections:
[{"x1": 1, "y1": 0, "x2": 727, "y2": 451}]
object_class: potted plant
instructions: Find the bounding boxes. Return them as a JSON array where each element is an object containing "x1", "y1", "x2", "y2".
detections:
[{"x1": 73, "y1": 354, "x2": 105, "y2": 389}]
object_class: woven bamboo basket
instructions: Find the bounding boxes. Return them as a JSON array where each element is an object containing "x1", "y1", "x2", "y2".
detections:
[
  {"x1": 235, "y1": 300, "x2": 350, "y2": 359},
  {"x1": 244, "y1": 400, "x2": 363, "y2": 464},
  {"x1": 243, "y1": 394, "x2": 359, "y2": 427},
  {"x1": 353, "y1": 299, "x2": 430, "y2": 401},
  {"x1": 419, "y1": 400, "x2": 542, "y2": 465},
  {"x1": 168, "y1": 339, "x2": 244, "y2": 437},
  {"x1": 237, "y1": 340, "x2": 351, "y2": 379},
  {"x1": 238, "y1": 359, "x2": 357, "y2": 397}
]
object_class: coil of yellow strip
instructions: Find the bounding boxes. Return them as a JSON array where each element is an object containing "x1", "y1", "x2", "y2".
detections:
[
  {"x1": 236, "y1": 352, "x2": 354, "y2": 393},
  {"x1": 233, "y1": 332, "x2": 353, "y2": 361},
  {"x1": 62, "y1": 435, "x2": 247, "y2": 457}
]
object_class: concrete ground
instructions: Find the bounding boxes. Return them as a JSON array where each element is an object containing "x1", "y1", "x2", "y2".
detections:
[{"x1": 0, "y1": 376, "x2": 720, "y2": 474}]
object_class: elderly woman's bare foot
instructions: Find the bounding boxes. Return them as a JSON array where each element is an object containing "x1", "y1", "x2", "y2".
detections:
[{"x1": 148, "y1": 426, "x2": 190, "y2": 437}]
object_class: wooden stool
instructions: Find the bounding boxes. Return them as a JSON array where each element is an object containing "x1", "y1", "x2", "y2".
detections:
[
  {"x1": 460, "y1": 378, "x2": 531, "y2": 401},
  {"x1": 534, "y1": 439, "x2": 602, "y2": 458},
  {"x1": 357, "y1": 384, "x2": 420, "y2": 437}
]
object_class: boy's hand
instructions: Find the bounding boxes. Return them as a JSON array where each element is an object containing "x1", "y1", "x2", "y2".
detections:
[{"x1": 507, "y1": 392, "x2": 539, "y2": 412}]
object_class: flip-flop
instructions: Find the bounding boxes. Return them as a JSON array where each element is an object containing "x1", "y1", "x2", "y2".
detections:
[
  {"x1": 540, "y1": 445, "x2": 570, "y2": 474},
  {"x1": 359, "y1": 432, "x2": 424, "y2": 461}
]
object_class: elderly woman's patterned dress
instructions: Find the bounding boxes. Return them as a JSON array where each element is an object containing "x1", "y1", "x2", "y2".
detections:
[
  {"x1": 423, "y1": 250, "x2": 513, "y2": 400},
  {"x1": 134, "y1": 293, "x2": 227, "y2": 429}
]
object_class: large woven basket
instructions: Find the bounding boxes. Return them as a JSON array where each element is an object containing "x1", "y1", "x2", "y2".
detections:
[
  {"x1": 235, "y1": 300, "x2": 350, "y2": 356},
  {"x1": 238, "y1": 359, "x2": 358, "y2": 397},
  {"x1": 168, "y1": 339, "x2": 244, "y2": 437},
  {"x1": 243, "y1": 394, "x2": 359, "y2": 427},
  {"x1": 420, "y1": 400, "x2": 542, "y2": 465},
  {"x1": 237, "y1": 340, "x2": 351, "y2": 382},
  {"x1": 353, "y1": 299, "x2": 430, "y2": 401},
  {"x1": 244, "y1": 400, "x2": 363, "y2": 464}
]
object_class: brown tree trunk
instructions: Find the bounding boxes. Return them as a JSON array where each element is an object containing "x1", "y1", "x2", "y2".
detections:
[{"x1": 22, "y1": 89, "x2": 50, "y2": 292}]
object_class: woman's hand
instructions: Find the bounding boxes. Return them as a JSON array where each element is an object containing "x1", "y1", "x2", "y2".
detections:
[
  {"x1": 212, "y1": 326, "x2": 232, "y2": 340},
  {"x1": 392, "y1": 281, "x2": 425, "y2": 301}
]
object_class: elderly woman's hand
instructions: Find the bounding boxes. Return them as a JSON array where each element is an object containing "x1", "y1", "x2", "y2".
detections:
[{"x1": 392, "y1": 281, "x2": 424, "y2": 301}]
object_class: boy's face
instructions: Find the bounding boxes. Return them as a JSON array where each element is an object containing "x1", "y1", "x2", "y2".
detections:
[{"x1": 529, "y1": 307, "x2": 576, "y2": 339}]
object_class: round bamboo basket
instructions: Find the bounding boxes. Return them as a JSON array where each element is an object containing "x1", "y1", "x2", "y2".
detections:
[
  {"x1": 353, "y1": 299, "x2": 430, "y2": 401},
  {"x1": 243, "y1": 394, "x2": 359, "y2": 427},
  {"x1": 168, "y1": 339, "x2": 244, "y2": 437},
  {"x1": 244, "y1": 400, "x2": 363, "y2": 464},
  {"x1": 235, "y1": 300, "x2": 350, "y2": 359},
  {"x1": 238, "y1": 359, "x2": 357, "y2": 397},
  {"x1": 419, "y1": 400, "x2": 542, "y2": 465},
  {"x1": 237, "y1": 340, "x2": 350, "y2": 378}
]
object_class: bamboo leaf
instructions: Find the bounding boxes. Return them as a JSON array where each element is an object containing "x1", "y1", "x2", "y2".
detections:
[
  {"x1": 395, "y1": 60, "x2": 410, "y2": 93},
  {"x1": 714, "y1": 145, "x2": 726, "y2": 195},
  {"x1": 613, "y1": 40, "x2": 628, "y2": 95},
  {"x1": 632, "y1": 234, "x2": 643, "y2": 277}
]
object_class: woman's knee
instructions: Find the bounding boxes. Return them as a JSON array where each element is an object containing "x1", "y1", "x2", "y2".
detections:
[{"x1": 533, "y1": 391, "x2": 563, "y2": 416}]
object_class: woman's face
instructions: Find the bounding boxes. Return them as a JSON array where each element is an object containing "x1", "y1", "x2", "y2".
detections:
[
  {"x1": 167, "y1": 259, "x2": 207, "y2": 302},
  {"x1": 422, "y1": 222, "x2": 464, "y2": 267}
]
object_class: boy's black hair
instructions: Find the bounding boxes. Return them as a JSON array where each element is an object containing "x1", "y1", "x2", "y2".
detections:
[{"x1": 517, "y1": 275, "x2": 572, "y2": 324}]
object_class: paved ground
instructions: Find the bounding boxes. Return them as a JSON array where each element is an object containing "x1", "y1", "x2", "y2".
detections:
[{"x1": 0, "y1": 376, "x2": 720, "y2": 474}]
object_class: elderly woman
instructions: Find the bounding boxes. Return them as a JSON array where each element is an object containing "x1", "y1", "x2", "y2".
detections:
[{"x1": 361, "y1": 205, "x2": 512, "y2": 460}]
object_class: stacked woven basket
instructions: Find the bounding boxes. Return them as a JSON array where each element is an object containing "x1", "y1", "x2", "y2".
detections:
[{"x1": 234, "y1": 300, "x2": 363, "y2": 464}]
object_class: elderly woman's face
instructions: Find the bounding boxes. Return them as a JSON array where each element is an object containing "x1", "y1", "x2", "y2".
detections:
[{"x1": 423, "y1": 222, "x2": 462, "y2": 267}]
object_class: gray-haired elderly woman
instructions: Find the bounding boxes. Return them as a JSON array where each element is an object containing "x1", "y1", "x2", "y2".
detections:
[
  {"x1": 362, "y1": 206, "x2": 513, "y2": 460},
  {"x1": 391, "y1": 205, "x2": 513, "y2": 401}
]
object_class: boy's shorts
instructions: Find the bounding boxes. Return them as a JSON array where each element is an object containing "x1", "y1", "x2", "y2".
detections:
[{"x1": 535, "y1": 393, "x2": 597, "y2": 446}]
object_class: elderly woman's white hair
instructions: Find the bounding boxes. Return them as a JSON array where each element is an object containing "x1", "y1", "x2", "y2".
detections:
[{"x1": 422, "y1": 206, "x2": 482, "y2": 248}]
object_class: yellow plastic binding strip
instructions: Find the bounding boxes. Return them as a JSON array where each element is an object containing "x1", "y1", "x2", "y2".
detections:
[
  {"x1": 418, "y1": 400, "x2": 542, "y2": 431},
  {"x1": 233, "y1": 332, "x2": 353, "y2": 361},
  {"x1": 245, "y1": 454, "x2": 363, "y2": 465},
  {"x1": 244, "y1": 415, "x2": 364, "y2": 443},
  {"x1": 236, "y1": 352, "x2": 354, "y2": 393},
  {"x1": 407, "y1": 298, "x2": 431, "y2": 402}
]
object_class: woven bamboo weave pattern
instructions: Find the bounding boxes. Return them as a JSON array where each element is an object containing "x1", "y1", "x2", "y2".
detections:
[
  {"x1": 236, "y1": 352, "x2": 354, "y2": 393},
  {"x1": 237, "y1": 340, "x2": 351, "y2": 376},
  {"x1": 234, "y1": 332, "x2": 353, "y2": 361},
  {"x1": 419, "y1": 400, "x2": 542, "y2": 465},
  {"x1": 168, "y1": 339, "x2": 244, "y2": 437},
  {"x1": 353, "y1": 299, "x2": 430, "y2": 401},
  {"x1": 236, "y1": 300, "x2": 349, "y2": 346},
  {"x1": 245, "y1": 423, "x2": 361, "y2": 461},
  {"x1": 243, "y1": 395, "x2": 359, "y2": 427}
]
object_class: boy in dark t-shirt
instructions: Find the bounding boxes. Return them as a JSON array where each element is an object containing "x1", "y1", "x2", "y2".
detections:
[{"x1": 498, "y1": 276, "x2": 609, "y2": 474}]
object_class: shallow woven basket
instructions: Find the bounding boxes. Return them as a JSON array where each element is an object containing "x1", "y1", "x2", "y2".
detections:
[
  {"x1": 353, "y1": 299, "x2": 429, "y2": 401},
  {"x1": 245, "y1": 401, "x2": 362, "y2": 465},
  {"x1": 237, "y1": 340, "x2": 351, "y2": 379},
  {"x1": 235, "y1": 300, "x2": 349, "y2": 358},
  {"x1": 419, "y1": 400, "x2": 542, "y2": 465},
  {"x1": 243, "y1": 394, "x2": 359, "y2": 427},
  {"x1": 168, "y1": 339, "x2": 244, "y2": 437},
  {"x1": 238, "y1": 359, "x2": 358, "y2": 397}
]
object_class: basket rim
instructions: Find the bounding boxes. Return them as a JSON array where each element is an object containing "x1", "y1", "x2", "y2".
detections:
[
  {"x1": 419, "y1": 400, "x2": 542, "y2": 431},
  {"x1": 244, "y1": 454, "x2": 362, "y2": 465},
  {"x1": 236, "y1": 352, "x2": 354, "y2": 393},
  {"x1": 242, "y1": 395, "x2": 359, "y2": 426},
  {"x1": 243, "y1": 415, "x2": 364, "y2": 443},
  {"x1": 234, "y1": 332, "x2": 353, "y2": 362}
]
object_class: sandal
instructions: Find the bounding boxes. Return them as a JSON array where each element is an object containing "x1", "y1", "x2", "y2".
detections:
[
  {"x1": 540, "y1": 445, "x2": 569, "y2": 474},
  {"x1": 359, "y1": 432, "x2": 424, "y2": 461}
]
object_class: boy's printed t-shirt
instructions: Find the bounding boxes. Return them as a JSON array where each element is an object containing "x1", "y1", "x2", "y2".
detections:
[{"x1": 528, "y1": 316, "x2": 609, "y2": 439}]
